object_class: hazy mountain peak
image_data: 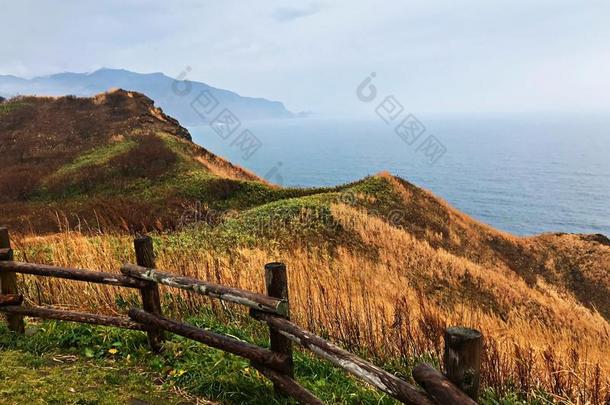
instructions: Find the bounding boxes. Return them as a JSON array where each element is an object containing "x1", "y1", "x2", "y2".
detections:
[{"x1": 0, "y1": 68, "x2": 294, "y2": 124}]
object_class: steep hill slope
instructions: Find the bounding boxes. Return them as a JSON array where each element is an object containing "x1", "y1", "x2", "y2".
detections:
[
  {"x1": 0, "y1": 90, "x2": 308, "y2": 232},
  {"x1": 205, "y1": 172, "x2": 610, "y2": 319}
]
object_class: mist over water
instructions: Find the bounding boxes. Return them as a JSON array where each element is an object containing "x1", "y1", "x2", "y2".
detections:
[{"x1": 188, "y1": 114, "x2": 610, "y2": 236}]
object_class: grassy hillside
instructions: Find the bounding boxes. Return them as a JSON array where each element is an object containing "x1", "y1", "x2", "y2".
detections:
[
  {"x1": 1, "y1": 92, "x2": 609, "y2": 403},
  {"x1": 9, "y1": 174, "x2": 610, "y2": 403},
  {"x1": 0, "y1": 90, "x2": 317, "y2": 232}
]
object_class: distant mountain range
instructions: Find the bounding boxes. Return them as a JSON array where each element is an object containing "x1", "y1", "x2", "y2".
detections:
[{"x1": 0, "y1": 68, "x2": 296, "y2": 124}]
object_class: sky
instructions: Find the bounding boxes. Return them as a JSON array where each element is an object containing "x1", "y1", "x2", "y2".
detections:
[{"x1": 2, "y1": 0, "x2": 610, "y2": 115}]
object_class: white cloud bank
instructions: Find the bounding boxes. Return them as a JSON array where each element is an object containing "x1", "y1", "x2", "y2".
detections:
[{"x1": 1, "y1": 0, "x2": 609, "y2": 115}]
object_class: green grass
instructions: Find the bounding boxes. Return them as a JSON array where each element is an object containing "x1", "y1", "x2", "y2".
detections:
[
  {"x1": 0, "y1": 309, "x2": 398, "y2": 404},
  {"x1": 0, "y1": 307, "x2": 547, "y2": 405},
  {"x1": 32, "y1": 130, "x2": 326, "y2": 211},
  {"x1": 53, "y1": 139, "x2": 138, "y2": 178},
  {"x1": 32, "y1": 139, "x2": 140, "y2": 201},
  {"x1": 217, "y1": 193, "x2": 346, "y2": 247},
  {"x1": 174, "y1": 176, "x2": 398, "y2": 250},
  {"x1": 0, "y1": 100, "x2": 28, "y2": 116},
  {"x1": 217, "y1": 175, "x2": 409, "y2": 239},
  {"x1": 0, "y1": 349, "x2": 190, "y2": 404}
]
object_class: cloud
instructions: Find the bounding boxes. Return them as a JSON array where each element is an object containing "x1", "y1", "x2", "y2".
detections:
[
  {"x1": 272, "y1": 2, "x2": 323, "y2": 22},
  {"x1": 1, "y1": 0, "x2": 609, "y2": 114}
]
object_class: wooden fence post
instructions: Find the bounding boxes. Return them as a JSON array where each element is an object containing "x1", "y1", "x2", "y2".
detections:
[
  {"x1": 134, "y1": 236, "x2": 164, "y2": 352},
  {"x1": 443, "y1": 326, "x2": 482, "y2": 401},
  {"x1": 0, "y1": 227, "x2": 24, "y2": 333},
  {"x1": 265, "y1": 262, "x2": 294, "y2": 388}
]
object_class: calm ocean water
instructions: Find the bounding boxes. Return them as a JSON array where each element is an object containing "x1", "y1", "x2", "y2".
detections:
[{"x1": 187, "y1": 115, "x2": 610, "y2": 236}]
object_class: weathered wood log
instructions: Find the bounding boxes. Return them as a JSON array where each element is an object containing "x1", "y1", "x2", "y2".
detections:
[
  {"x1": 121, "y1": 263, "x2": 287, "y2": 315},
  {"x1": 0, "y1": 228, "x2": 24, "y2": 333},
  {"x1": 0, "y1": 294, "x2": 23, "y2": 307},
  {"x1": 251, "y1": 362, "x2": 324, "y2": 405},
  {"x1": 128, "y1": 308, "x2": 290, "y2": 371},
  {"x1": 0, "y1": 261, "x2": 149, "y2": 289},
  {"x1": 413, "y1": 363, "x2": 478, "y2": 405},
  {"x1": 0, "y1": 305, "x2": 149, "y2": 330},
  {"x1": 251, "y1": 310, "x2": 435, "y2": 405},
  {"x1": 444, "y1": 327, "x2": 483, "y2": 401},
  {"x1": 264, "y1": 262, "x2": 294, "y2": 397},
  {"x1": 133, "y1": 236, "x2": 164, "y2": 352}
]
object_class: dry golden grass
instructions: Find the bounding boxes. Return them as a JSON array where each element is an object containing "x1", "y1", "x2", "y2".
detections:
[{"x1": 10, "y1": 203, "x2": 610, "y2": 404}]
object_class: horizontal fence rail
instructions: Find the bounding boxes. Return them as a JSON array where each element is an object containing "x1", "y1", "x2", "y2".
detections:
[
  {"x1": 0, "y1": 305, "x2": 149, "y2": 331},
  {"x1": 413, "y1": 364, "x2": 477, "y2": 405},
  {"x1": 0, "y1": 261, "x2": 150, "y2": 289},
  {"x1": 0, "y1": 226, "x2": 482, "y2": 404},
  {"x1": 251, "y1": 310, "x2": 436, "y2": 405},
  {"x1": 129, "y1": 308, "x2": 290, "y2": 371},
  {"x1": 121, "y1": 263, "x2": 287, "y2": 315}
]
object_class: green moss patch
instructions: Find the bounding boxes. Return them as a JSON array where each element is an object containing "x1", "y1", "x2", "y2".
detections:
[{"x1": 53, "y1": 139, "x2": 138, "y2": 178}]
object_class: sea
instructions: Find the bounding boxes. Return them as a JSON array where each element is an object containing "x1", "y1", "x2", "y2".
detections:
[{"x1": 187, "y1": 114, "x2": 610, "y2": 236}]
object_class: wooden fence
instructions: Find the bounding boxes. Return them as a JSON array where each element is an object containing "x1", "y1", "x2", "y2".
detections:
[{"x1": 0, "y1": 227, "x2": 482, "y2": 404}]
